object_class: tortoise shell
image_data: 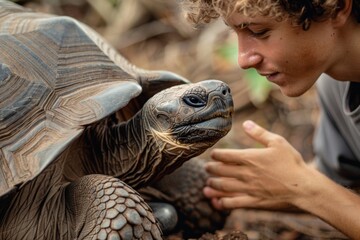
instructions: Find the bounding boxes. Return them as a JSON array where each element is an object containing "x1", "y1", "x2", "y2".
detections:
[{"x1": 0, "y1": 1, "x2": 188, "y2": 198}]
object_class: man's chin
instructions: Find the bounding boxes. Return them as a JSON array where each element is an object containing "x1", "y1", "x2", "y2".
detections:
[{"x1": 279, "y1": 86, "x2": 308, "y2": 97}]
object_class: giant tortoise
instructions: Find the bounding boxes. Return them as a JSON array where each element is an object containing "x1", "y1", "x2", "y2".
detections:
[{"x1": 0, "y1": 1, "x2": 233, "y2": 239}]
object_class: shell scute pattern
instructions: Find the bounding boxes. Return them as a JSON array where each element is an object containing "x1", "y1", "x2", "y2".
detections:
[{"x1": 0, "y1": 3, "x2": 143, "y2": 195}]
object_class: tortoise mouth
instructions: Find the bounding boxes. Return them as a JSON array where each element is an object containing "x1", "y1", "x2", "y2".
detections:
[
  {"x1": 193, "y1": 115, "x2": 232, "y2": 130},
  {"x1": 172, "y1": 107, "x2": 233, "y2": 144},
  {"x1": 175, "y1": 107, "x2": 233, "y2": 129}
]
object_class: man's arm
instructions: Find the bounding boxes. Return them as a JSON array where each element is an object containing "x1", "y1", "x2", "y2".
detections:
[{"x1": 204, "y1": 120, "x2": 360, "y2": 239}]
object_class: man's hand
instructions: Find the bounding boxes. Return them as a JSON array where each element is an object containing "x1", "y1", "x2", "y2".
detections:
[{"x1": 203, "y1": 120, "x2": 314, "y2": 210}]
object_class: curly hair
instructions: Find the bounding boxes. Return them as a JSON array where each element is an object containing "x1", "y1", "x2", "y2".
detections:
[{"x1": 180, "y1": 0, "x2": 360, "y2": 30}]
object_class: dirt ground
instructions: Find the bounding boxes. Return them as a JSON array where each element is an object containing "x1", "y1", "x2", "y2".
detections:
[
  {"x1": 17, "y1": 1, "x2": 351, "y2": 239},
  {"x1": 164, "y1": 209, "x2": 348, "y2": 239}
]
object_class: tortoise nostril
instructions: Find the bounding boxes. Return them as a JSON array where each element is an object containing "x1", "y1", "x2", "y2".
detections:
[{"x1": 222, "y1": 87, "x2": 230, "y2": 95}]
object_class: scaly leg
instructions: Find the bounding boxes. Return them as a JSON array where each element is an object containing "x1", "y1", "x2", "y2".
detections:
[
  {"x1": 65, "y1": 174, "x2": 162, "y2": 240},
  {"x1": 140, "y1": 158, "x2": 229, "y2": 238}
]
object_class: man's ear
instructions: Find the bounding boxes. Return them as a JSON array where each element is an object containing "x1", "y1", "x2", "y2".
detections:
[{"x1": 332, "y1": 0, "x2": 353, "y2": 27}]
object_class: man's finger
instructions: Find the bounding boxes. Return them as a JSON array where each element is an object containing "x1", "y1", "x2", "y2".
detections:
[
  {"x1": 205, "y1": 162, "x2": 239, "y2": 178},
  {"x1": 211, "y1": 198, "x2": 224, "y2": 210},
  {"x1": 206, "y1": 177, "x2": 251, "y2": 193},
  {"x1": 203, "y1": 186, "x2": 243, "y2": 198},
  {"x1": 205, "y1": 162, "x2": 256, "y2": 181},
  {"x1": 243, "y1": 120, "x2": 283, "y2": 147},
  {"x1": 217, "y1": 195, "x2": 261, "y2": 209},
  {"x1": 210, "y1": 148, "x2": 268, "y2": 164},
  {"x1": 220, "y1": 196, "x2": 293, "y2": 210}
]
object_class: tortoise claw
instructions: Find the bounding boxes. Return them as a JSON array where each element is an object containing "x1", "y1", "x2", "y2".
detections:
[{"x1": 148, "y1": 202, "x2": 178, "y2": 235}]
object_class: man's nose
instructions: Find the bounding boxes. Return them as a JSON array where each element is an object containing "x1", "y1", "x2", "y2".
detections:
[
  {"x1": 237, "y1": 35, "x2": 262, "y2": 69},
  {"x1": 237, "y1": 51, "x2": 262, "y2": 69}
]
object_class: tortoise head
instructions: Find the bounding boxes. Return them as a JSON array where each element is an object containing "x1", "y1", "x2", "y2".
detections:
[{"x1": 143, "y1": 80, "x2": 233, "y2": 159}]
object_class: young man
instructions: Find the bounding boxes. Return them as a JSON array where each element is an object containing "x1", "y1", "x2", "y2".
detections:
[{"x1": 181, "y1": 0, "x2": 360, "y2": 238}]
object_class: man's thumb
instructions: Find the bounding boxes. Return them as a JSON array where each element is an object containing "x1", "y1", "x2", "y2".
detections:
[{"x1": 242, "y1": 120, "x2": 275, "y2": 146}]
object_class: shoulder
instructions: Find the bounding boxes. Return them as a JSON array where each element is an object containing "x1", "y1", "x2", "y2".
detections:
[
  {"x1": 316, "y1": 74, "x2": 347, "y2": 95},
  {"x1": 316, "y1": 74, "x2": 348, "y2": 107}
]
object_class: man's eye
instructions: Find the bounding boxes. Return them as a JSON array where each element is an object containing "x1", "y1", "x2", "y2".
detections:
[{"x1": 249, "y1": 29, "x2": 269, "y2": 38}]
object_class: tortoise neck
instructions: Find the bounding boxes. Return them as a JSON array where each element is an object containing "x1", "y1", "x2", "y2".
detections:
[{"x1": 82, "y1": 110, "x2": 160, "y2": 189}]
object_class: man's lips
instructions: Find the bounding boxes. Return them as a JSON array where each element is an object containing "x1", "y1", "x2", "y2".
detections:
[
  {"x1": 257, "y1": 71, "x2": 281, "y2": 83},
  {"x1": 258, "y1": 71, "x2": 279, "y2": 77}
]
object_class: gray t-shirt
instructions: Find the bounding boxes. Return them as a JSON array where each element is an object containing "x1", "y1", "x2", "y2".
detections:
[{"x1": 314, "y1": 74, "x2": 360, "y2": 187}]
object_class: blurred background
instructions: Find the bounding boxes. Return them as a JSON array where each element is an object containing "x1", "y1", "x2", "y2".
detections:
[{"x1": 9, "y1": 0, "x2": 337, "y2": 239}]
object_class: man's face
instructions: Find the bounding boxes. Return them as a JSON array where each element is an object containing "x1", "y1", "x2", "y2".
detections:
[{"x1": 225, "y1": 12, "x2": 337, "y2": 97}]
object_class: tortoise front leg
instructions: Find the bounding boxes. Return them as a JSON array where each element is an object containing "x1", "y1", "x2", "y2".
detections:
[
  {"x1": 65, "y1": 174, "x2": 162, "y2": 240},
  {"x1": 140, "y1": 158, "x2": 229, "y2": 238}
]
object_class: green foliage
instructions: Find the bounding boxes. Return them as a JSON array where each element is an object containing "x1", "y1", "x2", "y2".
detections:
[
  {"x1": 217, "y1": 41, "x2": 238, "y2": 65},
  {"x1": 108, "y1": 0, "x2": 121, "y2": 8},
  {"x1": 217, "y1": 39, "x2": 273, "y2": 105},
  {"x1": 244, "y1": 68, "x2": 273, "y2": 106}
]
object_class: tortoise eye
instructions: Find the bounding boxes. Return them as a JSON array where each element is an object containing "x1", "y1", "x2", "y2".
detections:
[{"x1": 183, "y1": 95, "x2": 206, "y2": 107}]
